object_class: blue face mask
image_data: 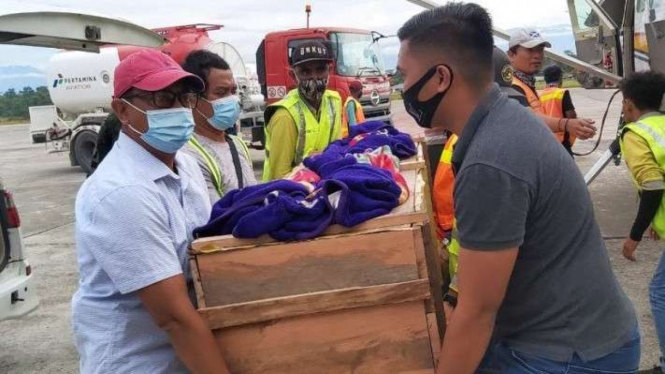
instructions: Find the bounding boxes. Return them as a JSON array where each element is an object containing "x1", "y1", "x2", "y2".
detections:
[
  {"x1": 200, "y1": 96, "x2": 240, "y2": 131},
  {"x1": 123, "y1": 99, "x2": 195, "y2": 154}
]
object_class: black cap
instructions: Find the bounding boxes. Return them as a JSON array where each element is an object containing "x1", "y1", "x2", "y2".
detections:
[
  {"x1": 290, "y1": 40, "x2": 333, "y2": 67},
  {"x1": 492, "y1": 46, "x2": 529, "y2": 107},
  {"x1": 543, "y1": 65, "x2": 563, "y2": 84}
]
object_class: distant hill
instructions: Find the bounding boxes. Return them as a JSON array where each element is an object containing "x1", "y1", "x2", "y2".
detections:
[{"x1": 0, "y1": 65, "x2": 47, "y2": 93}]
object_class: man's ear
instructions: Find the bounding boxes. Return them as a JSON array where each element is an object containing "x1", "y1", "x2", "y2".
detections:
[
  {"x1": 288, "y1": 68, "x2": 297, "y2": 81},
  {"x1": 507, "y1": 49, "x2": 516, "y2": 61},
  {"x1": 111, "y1": 99, "x2": 130, "y2": 126},
  {"x1": 435, "y1": 65, "x2": 453, "y2": 93}
]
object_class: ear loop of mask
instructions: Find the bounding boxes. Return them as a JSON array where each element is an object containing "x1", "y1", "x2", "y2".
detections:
[{"x1": 121, "y1": 98, "x2": 148, "y2": 136}]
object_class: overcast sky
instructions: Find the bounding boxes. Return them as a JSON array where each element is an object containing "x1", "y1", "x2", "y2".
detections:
[{"x1": 0, "y1": 0, "x2": 572, "y2": 69}]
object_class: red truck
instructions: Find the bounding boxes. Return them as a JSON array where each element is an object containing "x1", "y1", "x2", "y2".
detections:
[{"x1": 251, "y1": 27, "x2": 393, "y2": 147}]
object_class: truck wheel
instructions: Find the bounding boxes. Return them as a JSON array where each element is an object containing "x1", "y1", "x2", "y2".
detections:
[
  {"x1": 31, "y1": 133, "x2": 46, "y2": 144},
  {"x1": 73, "y1": 130, "x2": 97, "y2": 174}
]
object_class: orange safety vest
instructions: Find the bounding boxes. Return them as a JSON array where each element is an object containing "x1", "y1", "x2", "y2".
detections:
[
  {"x1": 341, "y1": 97, "x2": 365, "y2": 138},
  {"x1": 539, "y1": 86, "x2": 577, "y2": 145},
  {"x1": 512, "y1": 77, "x2": 544, "y2": 114},
  {"x1": 432, "y1": 134, "x2": 458, "y2": 239}
]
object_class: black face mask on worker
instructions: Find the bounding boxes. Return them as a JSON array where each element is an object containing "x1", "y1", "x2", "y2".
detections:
[
  {"x1": 297, "y1": 76, "x2": 328, "y2": 103},
  {"x1": 402, "y1": 64, "x2": 454, "y2": 129}
]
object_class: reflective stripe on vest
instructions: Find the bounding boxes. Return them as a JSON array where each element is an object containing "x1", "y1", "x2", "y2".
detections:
[
  {"x1": 188, "y1": 135, "x2": 251, "y2": 197},
  {"x1": 263, "y1": 89, "x2": 341, "y2": 180},
  {"x1": 188, "y1": 136, "x2": 224, "y2": 196},
  {"x1": 620, "y1": 115, "x2": 665, "y2": 238},
  {"x1": 432, "y1": 134, "x2": 458, "y2": 234},
  {"x1": 448, "y1": 220, "x2": 460, "y2": 290},
  {"x1": 538, "y1": 87, "x2": 575, "y2": 145},
  {"x1": 512, "y1": 77, "x2": 544, "y2": 114}
]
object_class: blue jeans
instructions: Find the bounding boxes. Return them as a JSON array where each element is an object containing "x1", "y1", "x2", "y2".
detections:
[
  {"x1": 651, "y1": 247, "x2": 665, "y2": 364},
  {"x1": 477, "y1": 328, "x2": 641, "y2": 373}
]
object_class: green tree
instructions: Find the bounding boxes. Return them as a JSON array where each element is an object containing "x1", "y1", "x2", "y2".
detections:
[{"x1": 0, "y1": 86, "x2": 53, "y2": 120}]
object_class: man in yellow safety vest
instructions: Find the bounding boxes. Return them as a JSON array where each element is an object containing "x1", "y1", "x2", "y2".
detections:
[
  {"x1": 262, "y1": 40, "x2": 342, "y2": 181},
  {"x1": 619, "y1": 70, "x2": 665, "y2": 370}
]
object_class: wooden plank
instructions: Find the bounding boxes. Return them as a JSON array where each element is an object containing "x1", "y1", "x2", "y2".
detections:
[
  {"x1": 191, "y1": 211, "x2": 428, "y2": 254},
  {"x1": 213, "y1": 301, "x2": 435, "y2": 374},
  {"x1": 416, "y1": 151, "x2": 446, "y2": 341},
  {"x1": 401, "y1": 160, "x2": 426, "y2": 171},
  {"x1": 189, "y1": 257, "x2": 206, "y2": 309},
  {"x1": 197, "y1": 228, "x2": 422, "y2": 306},
  {"x1": 199, "y1": 279, "x2": 430, "y2": 330},
  {"x1": 427, "y1": 313, "x2": 441, "y2": 368}
]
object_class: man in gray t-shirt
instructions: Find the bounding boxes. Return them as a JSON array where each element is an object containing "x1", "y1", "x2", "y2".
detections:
[{"x1": 397, "y1": 4, "x2": 638, "y2": 373}]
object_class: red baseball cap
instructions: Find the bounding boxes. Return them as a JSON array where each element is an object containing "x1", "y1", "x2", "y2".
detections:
[
  {"x1": 113, "y1": 49, "x2": 204, "y2": 98},
  {"x1": 349, "y1": 80, "x2": 363, "y2": 92}
]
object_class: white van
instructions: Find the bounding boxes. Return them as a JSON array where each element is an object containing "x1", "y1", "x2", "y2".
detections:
[{"x1": 0, "y1": 178, "x2": 38, "y2": 321}]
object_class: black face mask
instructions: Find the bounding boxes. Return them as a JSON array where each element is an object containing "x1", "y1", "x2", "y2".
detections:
[{"x1": 402, "y1": 64, "x2": 454, "y2": 128}]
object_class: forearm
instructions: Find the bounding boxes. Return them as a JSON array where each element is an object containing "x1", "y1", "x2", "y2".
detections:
[
  {"x1": 630, "y1": 189, "x2": 664, "y2": 241},
  {"x1": 437, "y1": 304, "x2": 496, "y2": 374},
  {"x1": 537, "y1": 112, "x2": 563, "y2": 133},
  {"x1": 165, "y1": 311, "x2": 231, "y2": 374}
]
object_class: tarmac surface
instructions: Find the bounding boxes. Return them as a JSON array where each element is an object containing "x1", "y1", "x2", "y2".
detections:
[{"x1": 0, "y1": 88, "x2": 662, "y2": 372}]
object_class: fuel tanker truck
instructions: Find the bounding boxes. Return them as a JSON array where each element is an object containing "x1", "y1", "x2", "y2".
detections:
[{"x1": 30, "y1": 24, "x2": 264, "y2": 174}]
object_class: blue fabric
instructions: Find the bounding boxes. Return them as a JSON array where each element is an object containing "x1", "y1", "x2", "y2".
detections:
[
  {"x1": 478, "y1": 329, "x2": 641, "y2": 373},
  {"x1": 347, "y1": 100, "x2": 357, "y2": 126},
  {"x1": 193, "y1": 180, "x2": 312, "y2": 239},
  {"x1": 72, "y1": 133, "x2": 211, "y2": 374},
  {"x1": 321, "y1": 164, "x2": 400, "y2": 227},
  {"x1": 194, "y1": 120, "x2": 409, "y2": 240},
  {"x1": 348, "y1": 121, "x2": 392, "y2": 138},
  {"x1": 303, "y1": 148, "x2": 357, "y2": 177},
  {"x1": 651, "y1": 247, "x2": 665, "y2": 361},
  {"x1": 332, "y1": 120, "x2": 417, "y2": 159}
]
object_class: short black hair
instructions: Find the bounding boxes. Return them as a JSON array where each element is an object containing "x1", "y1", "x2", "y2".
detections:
[
  {"x1": 620, "y1": 71, "x2": 665, "y2": 112},
  {"x1": 543, "y1": 65, "x2": 563, "y2": 84},
  {"x1": 182, "y1": 50, "x2": 231, "y2": 88},
  {"x1": 397, "y1": 2, "x2": 494, "y2": 87}
]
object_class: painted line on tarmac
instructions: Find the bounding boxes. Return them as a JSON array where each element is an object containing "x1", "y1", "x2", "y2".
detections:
[{"x1": 24, "y1": 220, "x2": 75, "y2": 239}]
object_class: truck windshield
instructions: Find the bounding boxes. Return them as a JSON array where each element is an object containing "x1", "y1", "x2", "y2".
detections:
[{"x1": 331, "y1": 32, "x2": 385, "y2": 77}]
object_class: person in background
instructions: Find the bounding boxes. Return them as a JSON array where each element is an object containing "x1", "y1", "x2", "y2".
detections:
[
  {"x1": 619, "y1": 71, "x2": 665, "y2": 371},
  {"x1": 263, "y1": 40, "x2": 342, "y2": 181},
  {"x1": 508, "y1": 28, "x2": 597, "y2": 144},
  {"x1": 89, "y1": 113, "x2": 122, "y2": 174},
  {"x1": 539, "y1": 65, "x2": 578, "y2": 156},
  {"x1": 72, "y1": 49, "x2": 231, "y2": 374},
  {"x1": 181, "y1": 50, "x2": 256, "y2": 204},
  {"x1": 342, "y1": 80, "x2": 365, "y2": 137},
  {"x1": 398, "y1": 3, "x2": 638, "y2": 373}
]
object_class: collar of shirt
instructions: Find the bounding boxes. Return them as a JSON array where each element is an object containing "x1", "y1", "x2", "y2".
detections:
[
  {"x1": 116, "y1": 131, "x2": 186, "y2": 184},
  {"x1": 297, "y1": 90, "x2": 321, "y2": 119},
  {"x1": 451, "y1": 84, "x2": 503, "y2": 173},
  {"x1": 514, "y1": 70, "x2": 536, "y2": 89},
  {"x1": 638, "y1": 112, "x2": 663, "y2": 122}
]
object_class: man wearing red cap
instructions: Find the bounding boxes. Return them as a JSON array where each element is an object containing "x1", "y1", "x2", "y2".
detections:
[
  {"x1": 72, "y1": 49, "x2": 230, "y2": 373},
  {"x1": 342, "y1": 80, "x2": 366, "y2": 138}
]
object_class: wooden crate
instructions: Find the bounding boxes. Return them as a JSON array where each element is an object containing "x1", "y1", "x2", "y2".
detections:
[{"x1": 190, "y1": 151, "x2": 444, "y2": 374}]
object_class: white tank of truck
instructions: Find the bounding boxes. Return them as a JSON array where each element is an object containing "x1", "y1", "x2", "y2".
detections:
[{"x1": 31, "y1": 24, "x2": 265, "y2": 174}]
